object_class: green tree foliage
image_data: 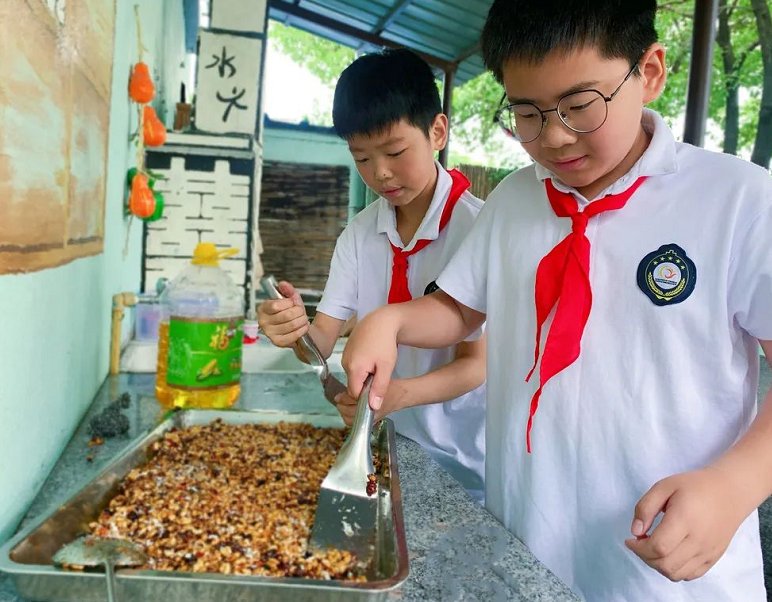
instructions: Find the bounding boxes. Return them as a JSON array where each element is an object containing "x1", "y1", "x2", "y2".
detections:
[
  {"x1": 649, "y1": 1, "x2": 700, "y2": 125},
  {"x1": 748, "y1": 0, "x2": 772, "y2": 167},
  {"x1": 267, "y1": 21, "x2": 355, "y2": 126},
  {"x1": 450, "y1": 71, "x2": 505, "y2": 149},
  {"x1": 269, "y1": 21, "x2": 355, "y2": 87},
  {"x1": 646, "y1": 0, "x2": 767, "y2": 165}
]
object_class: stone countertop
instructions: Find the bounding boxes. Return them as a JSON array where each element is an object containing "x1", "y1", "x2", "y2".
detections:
[{"x1": 0, "y1": 372, "x2": 579, "y2": 602}]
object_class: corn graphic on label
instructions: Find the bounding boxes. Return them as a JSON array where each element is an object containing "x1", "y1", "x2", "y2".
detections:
[{"x1": 167, "y1": 317, "x2": 243, "y2": 389}]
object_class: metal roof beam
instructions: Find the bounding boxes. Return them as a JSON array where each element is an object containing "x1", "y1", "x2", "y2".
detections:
[
  {"x1": 373, "y1": 0, "x2": 413, "y2": 35},
  {"x1": 683, "y1": 0, "x2": 718, "y2": 146},
  {"x1": 439, "y1": 67, "x2": 455, "y2": 167},
  {"x1": 268, "y1": 0, "x2": 457, "y2": 71}
]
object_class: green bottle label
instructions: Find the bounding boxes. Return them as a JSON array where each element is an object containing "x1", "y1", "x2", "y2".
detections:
[{"x1": 167, "y1": 317, "x2": 243, "y2": 389}]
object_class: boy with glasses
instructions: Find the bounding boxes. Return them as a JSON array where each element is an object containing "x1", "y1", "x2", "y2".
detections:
[
  {"x1": 257, "y1": 49, "x2": 487, "y2": 501},
  {"x1": 342, "y1": 1, "x2": 772, "y2": 600}
]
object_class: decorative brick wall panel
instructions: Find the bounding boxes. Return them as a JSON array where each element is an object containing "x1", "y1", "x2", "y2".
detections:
[
  {"x1": 143, "y1": 148, "x2": 255, "y2": 298},
  {"x1": 259, "y1": 161, "x2": 349, "y2": 291}
]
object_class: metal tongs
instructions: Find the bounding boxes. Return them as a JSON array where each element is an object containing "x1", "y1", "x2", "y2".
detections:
[
  {"x1": 308, "y1": 373, "x2": 377, "y2": 555},
  {"x1": 260, "y1": 276, "x2": 348, "y2": 404}
]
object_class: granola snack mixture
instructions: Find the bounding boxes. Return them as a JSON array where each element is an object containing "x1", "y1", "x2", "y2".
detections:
[{"x1": 89, "y1": 419, "x2": 365, "y2": 580}]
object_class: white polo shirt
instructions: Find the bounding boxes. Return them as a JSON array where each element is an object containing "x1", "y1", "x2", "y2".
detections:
[
  {"x1": 437, "y1": 110, "x2": 772, "y2": 601},
  {"x1": 318, "y1": 162, "x2": 486, "y2": 497}
]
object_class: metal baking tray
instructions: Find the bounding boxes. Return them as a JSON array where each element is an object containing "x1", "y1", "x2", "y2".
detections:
[{"x1": 0, "y1": 409, "x2": 409, "y2": 601}]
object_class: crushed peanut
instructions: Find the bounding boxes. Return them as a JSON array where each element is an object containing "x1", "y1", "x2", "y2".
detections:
[{"x1": 88, "y1": 419, "x2": 367, "y2": 580}]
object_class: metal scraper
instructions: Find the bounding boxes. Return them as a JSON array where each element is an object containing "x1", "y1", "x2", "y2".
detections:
[{"x1": 308, "y1": 374, "x2": 378, "y2": 556}]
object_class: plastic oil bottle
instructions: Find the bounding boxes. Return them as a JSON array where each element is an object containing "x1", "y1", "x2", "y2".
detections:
[{"x1": 155, "y1": 243, "x2": 245, "y2": 409}]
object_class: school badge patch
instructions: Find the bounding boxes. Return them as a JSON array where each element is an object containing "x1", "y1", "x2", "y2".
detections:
[{"x1": 637, "y1": 244, "x2": 696, "y2": 306}]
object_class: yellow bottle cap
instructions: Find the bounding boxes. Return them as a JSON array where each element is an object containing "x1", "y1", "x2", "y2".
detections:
[{"x1": 191, "y1": 242, "x2": 238, "y2": 266}]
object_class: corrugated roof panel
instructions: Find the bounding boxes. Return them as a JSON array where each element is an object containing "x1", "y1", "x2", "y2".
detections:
[
  {"x1": 297, "y1": 0, "x2": 385, "y2": 28},
  {"x1": 277, "y1": 17, "x2": 365, "y2": 48},
  {"x1": 275, "y1": 13, "x2": 372, "y2": 37},
  {"x1": 395, "y1": 10, "x2": 481, "y2": 45},
  {"x1": 457, "y1": 65, "x2": 481, "y2": 81},
  {"x1": 407, "y1": 0, "x2": 490, "y2": 29},
  {"x1": 381, "y1": 35, "x2": 458, "y2": 64},
  {"x1": 457, "y1": 66, "x2": 478, "y2": 83},
  {"x1": 301, "y1": 0, "x2": 391, "y2": 19},
  {"x1": 268, "y1": 0, "x2": 495, "y2": 85},
  {"x1": 369, "y1": 0, "x2": 415, "y2": 33},
  {"x1": 453, "y1": 63, "x2": 487, "y2": 85},
  {"x1": 457, "y1": 57, "x2": 490, "y2": 83},
  {"x1": 385, "y1": 27, "x2": 463, "y2": 58}
]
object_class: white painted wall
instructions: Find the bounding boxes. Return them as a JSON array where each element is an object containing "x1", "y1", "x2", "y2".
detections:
[
  {"x1": 263, "y1": 125, "x2": 352, "y2": 165},
  {"x1": 0, "y1": 0, "x2": 185, "y2": 543}
]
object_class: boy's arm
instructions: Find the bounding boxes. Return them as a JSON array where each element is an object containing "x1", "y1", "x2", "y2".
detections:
[
  {"x1": 333, "y1": 335, "x2": 486, "y2": 425},
  {"x1": 307, "y1": 312, "x2": 346, "y2": 359},
  {"x1": 707, "y1": 338, "x2": 772, "y2": 500},
  {"x1": 626, "y1": 339, "x2": 772, "y2": 582},
  {"x1": 393, "y1": 336, "x2": 486, "y2": 410},
  {"x1": 257, "y1": 281, "x2": 344, "y2": 360},
  {"x1": 343, "y1": 290, "x2": 486, "y2": 407}
]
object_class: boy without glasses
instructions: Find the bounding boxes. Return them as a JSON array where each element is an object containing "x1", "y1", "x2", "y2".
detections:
[
  {"x1": 257, "y1": 49, "x2": 487, "y2": 500},
  {"x1": 342, "y1": 1, "x2": 772, "y2": 599}
]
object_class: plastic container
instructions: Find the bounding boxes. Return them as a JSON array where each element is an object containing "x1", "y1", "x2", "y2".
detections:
[
  {"x1": 134, "y1": 294, "x2": 162, "y2": 341},
  {"x1": 155, "y1": 243, "x2": 245, "y2": 409},
  {"x1": 242, "y1": 319, "x2": 260, "y2": 345}
]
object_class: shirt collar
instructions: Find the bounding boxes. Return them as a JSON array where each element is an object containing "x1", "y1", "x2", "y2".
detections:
[
  {"x1": 376, "y1": 160, "x2": 452, "y2": 251},
  {"x1": 534, "y1": 109, "x2": 679, "y2": 203}
]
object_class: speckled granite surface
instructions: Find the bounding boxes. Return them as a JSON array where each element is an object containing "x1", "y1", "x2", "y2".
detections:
[{"x1": 0, "y1": 372, "x2": 579, "y2": 602}]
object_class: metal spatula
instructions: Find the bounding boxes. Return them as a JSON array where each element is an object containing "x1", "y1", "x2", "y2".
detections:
[
  {"x1": 260, "y1": 275, "x2": 348, "y2": 404},
  {"x1": 309, "y1": 374, "x2": 378, "y2": 556},
  {"x1": 53, "y1": 536, "x2": 147, "y2": 602}
]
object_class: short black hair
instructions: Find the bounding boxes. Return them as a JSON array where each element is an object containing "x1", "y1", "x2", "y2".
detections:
[
  {"x1": 332, "y1": 48, "x2": 442, "y2": 139},
  {"x1": 481, "y1": 0, "x2": 658, "y2": 83}
]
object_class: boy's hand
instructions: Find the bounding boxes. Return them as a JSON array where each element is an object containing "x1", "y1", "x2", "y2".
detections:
[
  {"x1": 625, "y1": 467, "x2": 751, "y2": 582},
  {"x1": 332, "y1": 379, "x2": 409, "y2": 425},
  {"x1": 256, "y1": 281, "x2": 309, "y2": 347},
  {"x1": 342, "y1": 307, "x2": 400, "y2": 410}
]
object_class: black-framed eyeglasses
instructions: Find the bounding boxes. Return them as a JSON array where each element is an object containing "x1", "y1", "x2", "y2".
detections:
[{"x1": 493, "y1": 59, "x2": 641, "y2": 143}]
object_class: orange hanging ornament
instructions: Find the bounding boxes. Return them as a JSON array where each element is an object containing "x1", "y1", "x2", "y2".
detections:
[
  {"x1": 143, "y1": 105, "x2": 166, "y2": 146},
  {"x1": 128, "y1": 173, "x2": 156, "y2": 218},
  {"x1": 129, "y1": 62, "x2": 155, "y2": 103}
]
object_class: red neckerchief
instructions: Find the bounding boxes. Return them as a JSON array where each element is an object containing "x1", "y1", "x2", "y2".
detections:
[
  {"x1": 524, "y1": 176, "x2": 647, "y2": 452},
  {"x1": 387, "y1": 169, "x2": 470, "y2": 304}
]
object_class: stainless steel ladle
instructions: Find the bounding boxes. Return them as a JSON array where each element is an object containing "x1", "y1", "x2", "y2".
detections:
[{"x1": 53, "y1": 536, "x2": 147, "y2": 602}]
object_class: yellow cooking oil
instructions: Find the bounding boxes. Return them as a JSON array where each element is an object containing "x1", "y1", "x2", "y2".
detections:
[
  {"x1": 155, "y1": 243, "x2": 244, "y2": 410},
  {"x1": 155, "y1": 322, "x2": 241, "y2": 409}
]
